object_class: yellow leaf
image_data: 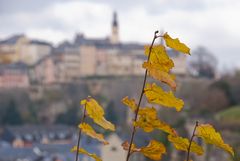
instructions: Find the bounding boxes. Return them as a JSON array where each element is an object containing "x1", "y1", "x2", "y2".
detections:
[
  {"x1": 94, "y1": 117, "x2": 115, "y2": 131},
  {"x1": 140, "y1": 140, "x2": 166, "y2": 161},
  {"x1": 122, "y1": 96, "x2": 137, "y2": 112},
  {"x1": 81, "y1": 97, "x2": 115, "y2": 131},
  {"x1": 144, "y1": 83, "x2": 184, "y2": 111},
  {"x1": 168, "y1": 135, "x2": 204, "y2": 155},
  {"x1": 163, "y1": 33, "x2": 190, "y2": 54},
  {"x1": 79, "y1": 123, "x2": 109, "y2": 145},
  {"x1": 71, "y1": 146, "x2": 102, "y2": 161},
  {"x1": 143, "y1": 62, "x2": 177, "y2": 90},
  {"x1": 80, "y1": 97, "x2": 104, "y2": 120},
  {"x1": 134, "y1": 107, "x2": 177, "y2": 136},
  {"x1": 121, "y1": 140, "x2": 166, "y2": 161},
  {"x1": 144, "y1": 45, "x2": 174, "y2": 72},
  {"x1": 196, "y1": 124, "x2": 234, "y2": 156},
  {"x1": 121, "y1": 141, "x2": 141, "y2": 153}
]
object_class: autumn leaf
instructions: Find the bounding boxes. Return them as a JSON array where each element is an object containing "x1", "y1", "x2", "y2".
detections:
[
  {"x1": 134, "y1": 107, "x2": 177, "y2": 135},
  {"x1": 94, "y1": 118, "x2": 115, "y2": 131},
  {"x1": 144, "y1": 83, "x2": 184, "y2": 111},
  {"x1": 144, "y1": 45, "x2": 174, "y2": 72},
  {"x1": 79, "y1": 123, "x2": 109, "y2": 145},
  {"x1": 122, "y1": 140, "x2": 166, "y2": 161},
  {"x1": 168, "y1": 135, "x2": 204, "y2": 155},
  {"x1": 140, "y1": 140, "x2": 166, "y2": 161},
  {"x1": 121, "y1": 141, "x2": 141, "y2": 154},
  {"x1": 122, "y1": 96, "x2": 137, "y2": 112},
  {"x1": 81, "y1": 97, "x2": 115, "y2": 131},
  {"x1": 163, "y1": 33, "x2": 190, "y2": 54},
  {"x1": 196, "y1": 124, "x2": 234, "y2": 156},
  {"x1": 143, "y1": 62, "x2": 177, "y2": 90},
  {"x1": 71, "y1": 146, "x2": 102, "y2": 161},
  {"x1": 80, "y1": 98, "x2": 104, "y2": 120}
]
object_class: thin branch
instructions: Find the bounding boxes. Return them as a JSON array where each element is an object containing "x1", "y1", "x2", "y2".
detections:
[
  {"x1": 186, "y1": 121, "x2": 199, "y2": 161},
  {"x1": 125, "y1": 30, "x2": 160, "y2": 161},
  {"x1": 75, "y1": 105, "x2": 87, "y2": 161}
]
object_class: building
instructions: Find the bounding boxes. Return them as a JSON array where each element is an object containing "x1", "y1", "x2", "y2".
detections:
[
  {"x1": 0, "y1": 62, "x2": 29, "y2": 88},
  {"x1": 55, "y1": 12, "x2": 187, "y2": 78},
  {"x1": 0, "y1": 12, "x2": 188, "y2": 85},
  {"x1": 0, "y1": 125, "x2": 75, "y2": 147},
  {"x1": 110, "y1": 11, "x2": 119, "y2": 44},
  {"x1": 30, "y1": 55, "x2": 56, "y2": 84},
  {"x1": 0, "y1": 35, "x2": 52, "y2": 65}
]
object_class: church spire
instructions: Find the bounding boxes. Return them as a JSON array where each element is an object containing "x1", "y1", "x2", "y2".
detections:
[
  {"x1": 110, "y1": 11, "x2": 119, "y2": 44},
  {"x1": 113, "y1": 11, "x2": 118, "y2": 27}
]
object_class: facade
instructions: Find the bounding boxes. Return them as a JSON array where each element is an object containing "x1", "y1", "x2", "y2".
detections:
[
  {"x1": 51, "y1": 45, "x2": 97, "y2": 82},
  {"x1": 23, "y1": 40, "x2": 52, "y2": 65},
  {"x1": 79, "y1": 45, "x2": 97, "y2": 76},
  {"x1": 0, "y1": 62, "x2": 29, "y2": 88},
  {"x1": 170, "y1": 51, "x2": 188, "y2": 76},
  {"x1": 0, "y1": 35, "x2": 52, "y2": 65},
  {"x1": 30, "y1": 54, "x2": 57, "y2": 84}
]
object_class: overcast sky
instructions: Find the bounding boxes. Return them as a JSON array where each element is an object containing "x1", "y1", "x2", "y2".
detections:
[{"x1": 0, "y1": 0, "x2": 240, "y2": 70}]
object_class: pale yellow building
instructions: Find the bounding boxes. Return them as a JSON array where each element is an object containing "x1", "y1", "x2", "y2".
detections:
[
  {"x1": 51, "y1": 45, "x2": 98, "y2": 82},
  {"x1": 79, "y1": 45, "x2": 97, "y2": 76},
  {"x1": 0, "y1": 35, "x2": 52, "y2": 65}
]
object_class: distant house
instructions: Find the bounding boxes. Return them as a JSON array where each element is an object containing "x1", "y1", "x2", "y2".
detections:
[
  {"x1": 0, "y1": 62, "x2": 29, "y2": 88},
  {"x1": 55, "y1": 44, "x2": 98, "y2": 81},
  {"x1": 0, "y1": 35, "x2": 23, "y2": 64},
  {"x1": 0, "y1": 35, "x2": 52, "y2": 65},
  {"x1": 0, "y1": 125, "x2": 75, "y2": 147},
  {"x1": 0, "y1": 124, "x2": 105, "y2": 161},
  {"x1": 29, "y1": 54, "x2": 57, "y2": 85},
  {"x1": 0, "y1": 143, "x2": 75, "y2": 161}
]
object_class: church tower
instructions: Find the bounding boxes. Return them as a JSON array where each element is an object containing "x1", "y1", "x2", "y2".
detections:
[{"x1": 110, "y1": 11, "x2": 119, "y2": 44}]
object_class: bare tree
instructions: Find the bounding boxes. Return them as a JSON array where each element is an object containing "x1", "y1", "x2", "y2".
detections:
[{"x1": 189, "y1": 47, "x2": 218, "y2": 79}]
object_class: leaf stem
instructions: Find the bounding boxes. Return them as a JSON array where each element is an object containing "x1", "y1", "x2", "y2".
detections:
[
  {"x1": 125, "y1": 31, "x2": 159, "y2": 161},
  {"x1": 186, "y1": 121, "x2": 199, "y2": 161},
  {"x1": 75, "y1": 105, "x2": 87, "y2": 161}
]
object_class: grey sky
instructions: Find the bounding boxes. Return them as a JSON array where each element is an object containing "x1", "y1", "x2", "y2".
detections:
[{"x1": 0, "y1": 0, "x2": 240, "y2": 70}]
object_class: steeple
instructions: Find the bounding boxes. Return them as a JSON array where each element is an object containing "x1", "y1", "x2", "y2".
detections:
[
  {"x1": 112, "y1": 12, "x2": 118, "y2": 27},
  {"x1": 110, "y1": 11, "x2": 119, "y2": 44}
]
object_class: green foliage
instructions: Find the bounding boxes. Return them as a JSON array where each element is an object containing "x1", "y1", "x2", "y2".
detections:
[
  {"x1": 215, "y1": 106, "x2": 240, "y2": 123},
  {"x1": 55, "y1": 104, "x2": 80, "y2": 125},
  {"x1": 210, "y1": 80, "x2": 235, "y2": 105},
  {"x1": 2, "y1": 100, "x2": 22, "y2": 125}
]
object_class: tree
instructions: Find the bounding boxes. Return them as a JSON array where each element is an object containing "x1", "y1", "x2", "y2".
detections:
[
  {"x1": 189, "y1": 47, "x2": 217, "y2": 79},
  {"x1": 55, "y1": 103, "x2": 80, "y2": 125},
  {"x1": 2, "y1": 100, "x2": 22, "y2": 125},
  {"x1": 210, "y1": 80, "x2": 235, "y2": 105}
]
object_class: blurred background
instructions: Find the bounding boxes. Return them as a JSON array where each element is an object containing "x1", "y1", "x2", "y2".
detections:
[{"x1": 0, "y1": 0, "x2": 239, "y2": 161}]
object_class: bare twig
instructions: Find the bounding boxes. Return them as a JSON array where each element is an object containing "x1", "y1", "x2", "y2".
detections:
[
  {"x1": 125, "y1": 30, "x2": 160, "y2": 161},
  {"x1": 75, "y1": 105, "x2": 87, "y2": 161},
  {"x1": 186, "y1": 121, "x2": 199, "y2": 161}
]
